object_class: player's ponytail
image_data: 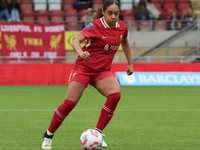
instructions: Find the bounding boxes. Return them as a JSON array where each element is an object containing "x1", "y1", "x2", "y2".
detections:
[
  {"x1": 92, "y1": 8, "x2": 103, "y2": 21},
  {"x1": 92, "y1": 0, "x2": 120, "y2": 21}
]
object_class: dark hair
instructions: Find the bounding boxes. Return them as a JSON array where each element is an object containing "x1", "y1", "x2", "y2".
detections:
[
  {"x1": 11, "y1": 0, "x2": 17, "y2": 3},
  {"x1": 92, "y1": 0, "x2": 120, "y2": 21},
  {"x1": 1, "y1": 0, "x2": 8, "y2": 3},
  {"x1": 139, "y1": 0, "x2": 146, "y2": 4}
]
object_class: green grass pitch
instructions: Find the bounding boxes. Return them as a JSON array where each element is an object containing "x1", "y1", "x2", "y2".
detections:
[{"x1": 0, "y1": 86, "x2": 200, "y2": 150}]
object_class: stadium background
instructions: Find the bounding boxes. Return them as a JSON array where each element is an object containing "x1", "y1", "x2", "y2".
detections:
[
  {"x1": 0, "y1": 0, "x2": 199, "y2": 85},
  {"x1": 0, "y1": 1, "x2": 200, "y2": 150}
]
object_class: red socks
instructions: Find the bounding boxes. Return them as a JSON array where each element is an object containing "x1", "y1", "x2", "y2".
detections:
[
  {"x1": 47, "y1": 92, "x2": 121, "y2": 134},
  {"x1": 48, "y1": 99, "x2": 76, "y2": 133},
  {"x1": 96, "y1": 92, "x2": 121, "y2": 131}
]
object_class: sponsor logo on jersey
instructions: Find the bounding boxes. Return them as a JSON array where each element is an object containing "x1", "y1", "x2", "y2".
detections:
[
  {"x1": 103, "y1": 44, "x2": 119, "y2": 51},
  {"x1": 85, "y1": 23, "x2": 95, "y2": 30},
  {"x1": 110, "y1": 46, "x2": 119, "y2": 50},
  {"x1": 103, "y1": 44, "x2": 109, "y2": 51}
]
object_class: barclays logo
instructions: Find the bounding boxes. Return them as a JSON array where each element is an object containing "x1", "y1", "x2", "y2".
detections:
[{"x1": 116, "y1": 72, "x2": 200, "y2": 86}]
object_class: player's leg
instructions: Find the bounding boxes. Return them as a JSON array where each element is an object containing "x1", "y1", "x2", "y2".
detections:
[
  {"x1": 42, "y1": 81, "x2": 86, "y2": 149},
  {"x1": 95, "y1": 76, "x2": 121, "y2": 131},
  {"x1": 47, "y1": 81, "x2": 86, "y2": 133},
  {"x1": 93, "y1": 75, "x2": 121, "y2": 148}
]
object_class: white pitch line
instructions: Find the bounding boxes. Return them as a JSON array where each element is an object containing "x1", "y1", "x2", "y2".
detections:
[{"x1": 0, "y1": 109, "x2": 200, "y2": 112}]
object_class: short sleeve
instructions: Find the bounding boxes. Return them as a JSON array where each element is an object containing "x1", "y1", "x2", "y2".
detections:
[
  {"x1": 122, "y1": 24, "x2": 128, "y2": 39},
  {"x1": 80, "y1": 22, "x2": 98, "y2": 39}
]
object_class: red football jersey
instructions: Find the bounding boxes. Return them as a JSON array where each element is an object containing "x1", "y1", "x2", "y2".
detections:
[{"x1": 73, "y1": 17, "x2": 128, "y2": 72}]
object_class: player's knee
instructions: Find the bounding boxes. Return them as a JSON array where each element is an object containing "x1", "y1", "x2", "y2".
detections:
[
  {"x1": 107, "y1": 92, "x2": 121, "y2": 104},
  {"x1": 64, "y1": 99, "x2": 76, "y2": 107},
  {"x1": 105, "y1": 92, "x2": 121, "y2": 112}
]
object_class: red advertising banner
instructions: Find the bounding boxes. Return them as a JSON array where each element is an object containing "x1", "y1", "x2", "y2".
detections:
[{"x1": 0, "y1": 23, "x2": 65, "y2": 61}]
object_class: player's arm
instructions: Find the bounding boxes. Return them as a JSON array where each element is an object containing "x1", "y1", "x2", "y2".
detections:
[
  {"x1": 121, "y1": 38, "x2": 134, "y2": 75},
  {"x1": 71, "y1": 33, "x2": 90, "y2": 62}
]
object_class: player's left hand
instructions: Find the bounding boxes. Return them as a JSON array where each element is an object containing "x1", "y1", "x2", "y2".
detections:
[
  {"x1": 127, "y1": 64, "x2": 134, "y2": 75},
  {"x1": 79, "y1": 51, "x2": 90, "y2": 62}
]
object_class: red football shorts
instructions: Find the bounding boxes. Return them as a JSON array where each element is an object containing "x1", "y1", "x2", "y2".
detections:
[{"x1": 68, "y1": 70, "x2": 114, "y2": 87}]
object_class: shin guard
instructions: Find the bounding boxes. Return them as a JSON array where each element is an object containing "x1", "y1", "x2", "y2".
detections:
[
  {"x1": 96, "y1": 92, "x2": 121, "y2": 131},
  {"x1": 48, "y1": 99, "x2": 76, "y2": 133}
]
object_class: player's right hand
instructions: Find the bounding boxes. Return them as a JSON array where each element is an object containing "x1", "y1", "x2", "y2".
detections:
[{"x1": 79, "y1": 51, "x2": 90, "y2": 62}]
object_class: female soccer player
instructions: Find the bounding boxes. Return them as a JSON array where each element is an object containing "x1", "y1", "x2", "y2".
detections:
[{"x1": 42, "y1": 0, "x2": 133, "y2": 149}]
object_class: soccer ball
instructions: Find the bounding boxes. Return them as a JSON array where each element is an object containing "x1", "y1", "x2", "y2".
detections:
[{"x1": 80, "y1": 129, "x2": 103, "y2": 150}]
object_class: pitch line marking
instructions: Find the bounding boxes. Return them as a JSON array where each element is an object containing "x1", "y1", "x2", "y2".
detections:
[{"x1": 0, "y1": 109, "x2": 200, "y2": 112}]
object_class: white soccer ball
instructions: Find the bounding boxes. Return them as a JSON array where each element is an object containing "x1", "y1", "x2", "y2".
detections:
[{"x1": 80, "y1": 129, "x2": 103, "y2": 150}]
